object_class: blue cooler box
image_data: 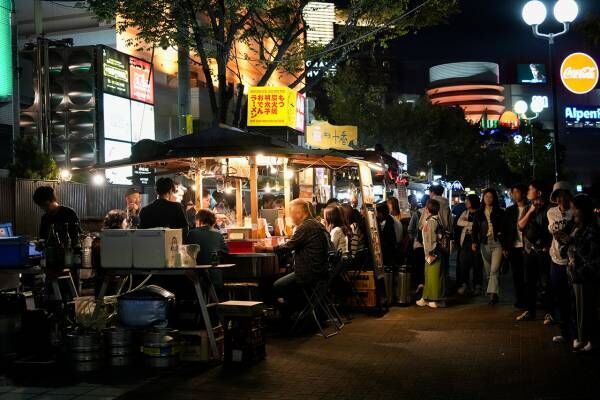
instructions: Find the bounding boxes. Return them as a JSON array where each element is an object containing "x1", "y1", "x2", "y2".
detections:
[{"x1": 0, "y1": 237, "x2": 29, "y2": 268}]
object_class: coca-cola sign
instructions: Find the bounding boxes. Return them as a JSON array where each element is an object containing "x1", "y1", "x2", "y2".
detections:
[{"x1": 560, "y1": 53, "x2": 599, "y2": 95}]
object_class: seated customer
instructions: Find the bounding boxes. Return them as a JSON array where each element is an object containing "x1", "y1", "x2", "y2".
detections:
[
  {"x1": 139, "y1": 177, "x2": 189, "y2": 238},
  {"x1": 255, "y1": 199, "x2": 331, "y2": 317},
  {"x1": 187, "y1": 209, "x2": 229, "y2": 265},
  {"x1": 103, "y1": 209, "x2": 128, "y2": 229}
]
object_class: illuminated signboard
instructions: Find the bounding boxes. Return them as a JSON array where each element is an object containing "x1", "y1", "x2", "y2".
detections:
[
  {"x1": 517, "y1": 64, "x2": 547, "y2": 84},
  {"x1": 104, "y1": 139, "x2": 132, "y2": 184},
  {"x1": 564, "y1": 106, "x2": 600, "y2": 128},
  {"x1": 103, "y1": 93, "x2": 131, "y2": 141},
  {"x1": 129, "y1": 57, "x2": 154, "y2": 104},
  {"x1": 306, "y1": 120, "x2": 357, "y2": 149},
  {"x1": 102, "y1": 47, "x2": 130, "y2": 97},
  {"x1": 0, "y1": 0, "x2": 11, "y2": 100},
  {"x1": 560, "y1": 53, "x2": 599, "y2": 95},
  {"x1": 130, "y1": 100, "x2": 155, "y2": 142},
  {"x1": 247, "y1": 86, "x2": 305, "y2": 132}
]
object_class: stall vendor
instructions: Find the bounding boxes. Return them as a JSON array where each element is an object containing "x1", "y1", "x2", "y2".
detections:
[
  {"x1": 255, "y1": 199, "x2": 331, "y2": 318},
  {"x1": 124, "y1": 187, "x2": 141, "y2": 228},
  {"x1": 187, "y1": 209, "x2": 229, "y2": 264},
  {"x1": 139, "y1": 178, "x2": 189, "y2": 238},
  {"x1": 33, "y1": 186, "x2": 81, "y2": 241}
]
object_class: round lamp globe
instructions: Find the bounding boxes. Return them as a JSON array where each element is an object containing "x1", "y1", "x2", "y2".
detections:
[{"x1": 522, "y1": 0, "x2": 547, "y2": 26}]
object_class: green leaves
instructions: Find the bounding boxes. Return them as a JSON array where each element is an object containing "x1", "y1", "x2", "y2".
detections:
[{"x1": 9, "y1": 136, "x2": 59, "y2": 180}]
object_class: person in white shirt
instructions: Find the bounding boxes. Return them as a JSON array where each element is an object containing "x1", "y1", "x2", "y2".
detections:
[
  {"x1": 416, "y1": 199, "x2": 445, "y2": 308},
  {"x1": 324, "y1": 204, "x2": 349, "y2": 254},
  {"x1": 547, "y1": 181, "x2": 575, "y2": 344}
]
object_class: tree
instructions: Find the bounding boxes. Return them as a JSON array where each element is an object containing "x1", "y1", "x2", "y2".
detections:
[
  {"x1": 88, "y1": 0, "x2": 458, "y2": 126},
  {"x1": 323, "y1": 63, "x2": 516, "y2": 187},
  {"x1": 9, "y1": 136, "x2": 59, "y2": 180}
]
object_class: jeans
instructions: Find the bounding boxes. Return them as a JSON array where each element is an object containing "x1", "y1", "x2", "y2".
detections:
[
  {"x1": 509, "y1": 247, "x2": 526, "y2": 307},
  {"x1": 481, "y1": 240, "x2": 503, "y2": 295},
  {"x1": 524, "y1": 249, "x2": 551, "y2": 318},
  {"x1": 550, "y1": 263, "x2": 574, "y2": 339}
]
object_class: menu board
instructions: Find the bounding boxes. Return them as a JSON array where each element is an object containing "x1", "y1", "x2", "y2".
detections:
[
  {"x1": 102, "y1": 47, "x2": 130, "y2": 98},
  {"x1": 129, "y1": 57, "x2": 154, "y2": 104},
  {"x1": 358, "y1": 163, "x2": 374, "y2": 205},
  {"x1": 358, "y1": 161, "x2": 384, "y2": 278}
]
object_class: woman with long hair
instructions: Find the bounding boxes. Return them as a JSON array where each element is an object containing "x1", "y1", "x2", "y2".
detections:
[
  {"x1": 341, "y1": 203, "x2": 367, "y2": 258},
  {"x1": 324, "y1": 204, "x2": 350, "y2": 254},
  {"x1": 472, "y1": 189, "x2": 507, "y2": 305},
  {"x1": 456, "y1": 194, "x2": 482, "y2": 295},
  {"x1": 567, "y1": 194, "x2": 600, "y2": 352}
]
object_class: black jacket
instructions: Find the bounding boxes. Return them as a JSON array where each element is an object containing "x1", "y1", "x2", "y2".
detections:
[
  {"x1": 472, "y1": 207, "x2": 507, "y2": 249},
  {"x1": 139, "y1": 198, "x2": 190, "y2": 239},
  {"x1": 504, "y1": 204, "x2": 525, "y2": 248},
  {"x1": 521, "y1": 203, "x2": 552, "y2": 251},
  {"x1": 379, "y1": 215, "x2": 398, "y2": 267}
]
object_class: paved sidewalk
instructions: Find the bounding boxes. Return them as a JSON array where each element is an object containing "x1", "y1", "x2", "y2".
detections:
[{"x1": 117, "y1": 297, "x2": 599, "y2": 400}]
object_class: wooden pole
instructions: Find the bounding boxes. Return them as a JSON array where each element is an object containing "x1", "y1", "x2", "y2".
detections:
[
  {"x1": 249, "y1": 156, "x2": 259, "y2": 235},
  {"x1": 194, "y1": 158, "x2": 203, "y2": 210},
  {"x1": 235, "y1": 178, "x2": 243, "y2": 226},
  {"x1": 283, "y1": 159, "x2": 291, "y2": 216}
]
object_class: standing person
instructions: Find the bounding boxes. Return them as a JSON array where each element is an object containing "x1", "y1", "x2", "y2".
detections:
[
  {"x1": 416, "y1": 199, "x2": 445, "y2": 308},
  {"x1": 547, "y1": 182, "x2": 575, "y2": 343},
  {"x1": 456, "y1": 194, "x2": 481, "y2": 295},
  {"x1": 324, "y1": 205, "x2": 349, "y2": 254},
  {"x1": 202, "y1": 189, "x2": 214, "y2": 210},
  {"x1": 124, "y1": 187, "x2": 141, "y2": 228},
  {"x1": 33, "y1": 186, "x2": 81, "y2": 242},
  {"x1": 139, "y1": 177, "x2": 189, "y2": 238},
  {"x1": 409, "y1": 195, "x2": 428, "y2": 293},
  {"x1": 376, "y1": 202, "x2": 398, "y2": 269},
  {"x1": 567, "y1": 194, "x2": 600, "y2": 352},
  {"x1": 504, "y1": 184, "x2": 529, "y2": 309},
  {"x1": 422, "y1": 185, "x2": 452, "y2": 289},
  {"x1": 387, "y1": 197, "x2": 404, "y2": 243},
  {"x1": 472, "y1": 189, "x2": 507, "y2": 305},
  {"x1": 341, "y1": 204, "x2": 367, "y2": 261},
  {"x1": 516, "y1": 181, "x2": 553, "y2": 322}
]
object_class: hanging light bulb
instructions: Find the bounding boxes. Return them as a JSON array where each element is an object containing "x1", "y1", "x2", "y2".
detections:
[
  {"x1": 284, "y1": 168, "x2": 294, "y2": 180},
  {"x1": 270, "y1": 165, "x2": 277, "y2": 175},
  {"x1": 264, "y1": 182, "x2": 272, "y2": 194},
  {"x1": 274, "y1": 181, "x2": 281, "y2": 192},
  {"x1": 225, "y1": 181, "x2": 233, "y2": 194}
]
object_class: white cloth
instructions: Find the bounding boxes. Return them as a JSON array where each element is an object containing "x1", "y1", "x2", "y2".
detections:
[
  {"x1": 484, "y1": 207, "x2": 494, "y2": 239},
  {"x1": 513, "y1": 206, "x2": 525, "y2": 248},
  {"x1": 422, "y1": 216, "x2": 439, "y2": 256},
  {"x1": 457, "y1": 210, "x2": 473, "y2": 246},
  {"x1": 547, "y1": 206, "x2": 573, "y2": 265},
  {"x1": 330, "y1": 226, "x2": 349, "y2": 254}
]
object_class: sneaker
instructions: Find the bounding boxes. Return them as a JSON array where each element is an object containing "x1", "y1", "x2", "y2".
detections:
[
  {"x1": 416, "y1": 298, "x2": 428, "y2": 307},
  {"x1": 574, "y1": 342, "x2": 593, "y2": 353},
  {"x1": 543, "y1": 314, "x2": 555, "y2": 325},
  {"x1": 516, "y1": 311, "x2": 533, "y2": 321},
  {"x1": 457, "y1": 284, "x2": 467, "y2": 296},
  {"x1": 428, "y1": 301, "x2": 438, "y2": 308},
  {"x1": 573, "y1": 339, "x2": 585, "y2": 350},
  {"x1": 552, "y1": 335, "x2": 566, "y2": 343}
]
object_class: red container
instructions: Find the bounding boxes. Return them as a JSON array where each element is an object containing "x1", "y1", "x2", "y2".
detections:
[{"x1": 227, "y1": 240, "x2": 254, "y2": 254}]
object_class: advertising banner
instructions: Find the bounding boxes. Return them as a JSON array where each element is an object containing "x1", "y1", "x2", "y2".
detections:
[
  {"x1": 129, "y1": 57, "x2": 154, "y2": 104},
  {"x1": 247, "y1": 86, "x2": 304, "y2": 131},
  {"x1": 102, "y1": 47, "x2": 130, "y2": 98},
  {"x1": 560, "y1": 53, "x2": 599, "y2": 95},
  {"x1": 306, "y1": 120, "x2": 357, "y2": 149}
]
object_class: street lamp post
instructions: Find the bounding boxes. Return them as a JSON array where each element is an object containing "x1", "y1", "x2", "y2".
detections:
[
  {"x1": 522, "y1": 0, "x2": 579, "y2": 182},
  {"x1": 514, "y1": 99, "x2": 545, "y2": 178}
]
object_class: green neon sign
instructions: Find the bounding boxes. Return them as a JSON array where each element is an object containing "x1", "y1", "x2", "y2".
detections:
[{"x1": 0, "y1": 0, "x2": 12, "y2": 100}]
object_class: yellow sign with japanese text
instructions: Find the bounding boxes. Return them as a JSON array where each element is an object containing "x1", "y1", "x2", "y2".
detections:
[
  {"x1": 306, "y1": 121, "x2": 358, "y2": 150},
  {"x1": 247, "y1": 87, "x2": 305, "y2": 132}
]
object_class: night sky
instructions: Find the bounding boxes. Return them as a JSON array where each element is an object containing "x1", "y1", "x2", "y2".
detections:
[{"x1": 390, "y1": 0, "x2": 600, "y2": 92}]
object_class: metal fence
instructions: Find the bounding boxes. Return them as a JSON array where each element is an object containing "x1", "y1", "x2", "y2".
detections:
[{"x1": 0, "y1": 178, "x2": 135, "y2": 237}]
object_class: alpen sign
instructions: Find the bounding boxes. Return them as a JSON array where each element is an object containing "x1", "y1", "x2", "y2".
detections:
[
  {"x1": 565, "y1": 106, "x2": 600, "y2": 123},
  {"x1": 560, "y1": 53, "x2": 599, "y2": 95}
]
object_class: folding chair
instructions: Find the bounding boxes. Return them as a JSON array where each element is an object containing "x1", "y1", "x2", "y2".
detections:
[{"x1": 290, "y1": 251, "x2": 345, "y2": 338}]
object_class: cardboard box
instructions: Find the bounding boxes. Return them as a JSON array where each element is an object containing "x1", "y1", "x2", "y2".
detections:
[
  {"x1": 101, "y1": 229, "x2": 134, "y2": 268},
  {"x1": 133, "y1": 229, "x2": 182, "y2": 269},
  {"x1": 180, "y1": 327, "x2": 224, "y2": 362}
]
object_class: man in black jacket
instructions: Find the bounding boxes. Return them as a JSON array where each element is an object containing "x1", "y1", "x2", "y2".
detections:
[
  {"x1": 504, "y1": 184, "x2": 529, "y2": 309},
  {"x1": 376, "y1": 202, "x2": 398, "y2": 268},
  {"x1": 139, "y1": 177, "x2": 189, "y2": 239},
  {"x1": 516, "y1": 181, "x2": 553, "y2": 322}
]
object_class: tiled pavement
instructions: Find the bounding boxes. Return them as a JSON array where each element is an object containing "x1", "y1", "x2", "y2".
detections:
[
  {"x1": 117, "y1": 296, "x2": 599, "y2": 400},
  {"x1": 2, "y1": 285, "x2": 598, "y2": 400}
]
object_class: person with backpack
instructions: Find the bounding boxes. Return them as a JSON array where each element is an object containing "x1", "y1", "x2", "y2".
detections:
[
  {"x1": 416, "y1": 199, "x2": 446, "y2": 308},
  {"x1": 408, "y1": 195, "x2": 428, "y2": 293},
  {"x1": 472, "y1": 188, "x2": 507, "y2": 305}
]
